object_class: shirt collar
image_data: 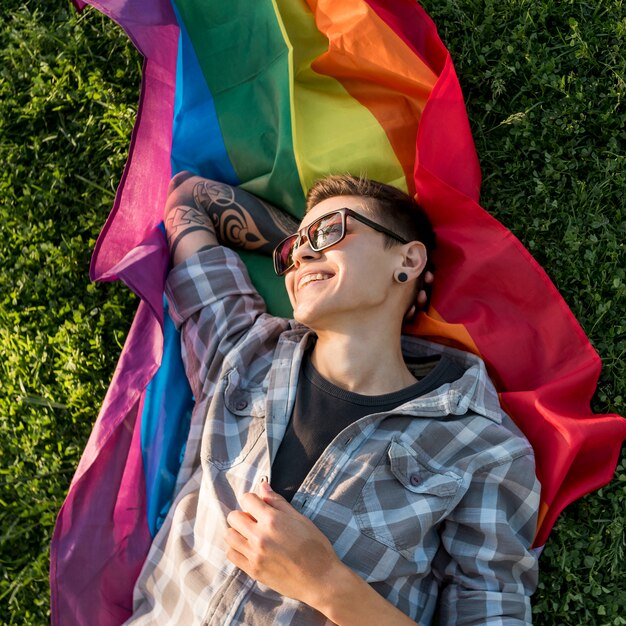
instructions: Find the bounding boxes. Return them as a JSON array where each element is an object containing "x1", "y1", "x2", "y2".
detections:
[{"x1": 275, "y1": 325, "x2": 503, "y2": 423}]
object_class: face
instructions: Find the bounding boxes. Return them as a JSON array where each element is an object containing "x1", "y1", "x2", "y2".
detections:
[{"x1": 284, "y1": 196, "x2": 406, "y2": 330}]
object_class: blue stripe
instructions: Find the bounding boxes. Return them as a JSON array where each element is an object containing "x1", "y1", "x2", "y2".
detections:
[
  {"x1": 141, "y1": 6, "x2": 244, "y2": 535},
  {"x1": 141, "y1": 296, "x2": 195, "y2": 536},
  {"x1": 171, "y1": 3, "x2": 240, "y2": 183}
]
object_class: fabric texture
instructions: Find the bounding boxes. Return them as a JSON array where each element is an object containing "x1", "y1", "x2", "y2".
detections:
[{"x1": 125, "y1": 247, "x2": 539, "y2": 626}]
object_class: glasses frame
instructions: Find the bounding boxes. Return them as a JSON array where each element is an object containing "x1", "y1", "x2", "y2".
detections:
[{"x1": 272, "y1": 207, "x2": 409, "y2": 276}]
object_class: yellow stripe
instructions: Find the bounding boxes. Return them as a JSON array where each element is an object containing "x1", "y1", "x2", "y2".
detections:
[
  {"x1": 273, "y1": 0, "x2": 406, "y2": 194},
  {"x1": 270, "y1": 0, "x2": 308, "y2": 202}
]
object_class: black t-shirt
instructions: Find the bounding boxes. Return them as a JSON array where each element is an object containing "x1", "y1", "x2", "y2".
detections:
[{"x1": 271, "y1": 352, "x2": 465, "y2": 501}]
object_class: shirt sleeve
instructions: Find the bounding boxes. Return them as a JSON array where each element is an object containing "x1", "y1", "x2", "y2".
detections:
[
  {"x1": 164, "y1": 246, "x2": 266, "y2": 400},
  {"x1": 434, "y1": 451, "x2": 541, "y2": 625}
]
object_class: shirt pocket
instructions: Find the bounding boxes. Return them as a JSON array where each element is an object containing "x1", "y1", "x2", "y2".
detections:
[
  {"x1": 353, "y1": 439, "x2": 462, "y2": 560},
  {"x1": 205, "y1": 368, "x2": 266, "y2": 469}
]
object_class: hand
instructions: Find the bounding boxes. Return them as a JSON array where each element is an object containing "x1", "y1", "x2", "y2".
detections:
[
  {"x1": 417, "y1": 270, "x2": 434, "y2": 308},
  {"x1": 225, "y1": 481, "x2": 343, "y2": 609},
  {"x1": 226, "y1": 483, "x2": 421, "y2": 626},
  {"x1": 405, "y1": 270, "x2": 435, "y2": 321}
]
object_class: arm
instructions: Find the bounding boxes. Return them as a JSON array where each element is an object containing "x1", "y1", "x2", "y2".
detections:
[
  {"x1": 226, "y1": 482, "x2": 420, "y2": 626},
  {"x1": 163, "y1": 171, "x2": 296, "y2": 398},
  {"x1": 434, "y1": 453, "x2": 540, "y2": 625},
  {"x1": 164, "y1": 171, "x2": 299, "y2": 266},
  {"x1": 164, "y1": 172, "x2": 434, "y2": 309}
]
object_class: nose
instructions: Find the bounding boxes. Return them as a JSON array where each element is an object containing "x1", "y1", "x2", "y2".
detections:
[{"x1": 291, "y1": 235, "x2": 321, "y2": 268}]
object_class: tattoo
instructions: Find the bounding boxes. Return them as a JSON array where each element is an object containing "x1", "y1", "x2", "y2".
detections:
[
  {"x1": 262, "y1": 200, "x2": 299, "y2": 235},
  {"x1": 192, "y1": 180, "x2": 298, "y2": 252},
  {"x1": 165, "y1": 205, "x2": 215, "y2": 260},
  {"x1": 193, "y1": 180, "x2": 237, "y2": 208},
  {"x1": 193, "y1": 181, "x2": 269, "y2": 250}
]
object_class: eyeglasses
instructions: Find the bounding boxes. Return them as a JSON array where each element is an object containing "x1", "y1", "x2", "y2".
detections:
[{"x1": 272, "y1": 207, "x2": 408, "y2": 275}]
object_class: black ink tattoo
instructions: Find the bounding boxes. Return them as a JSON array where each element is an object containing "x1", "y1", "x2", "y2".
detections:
[
  {"x1": 194, "y1": 180, "x2": 236, "y2": 207},
  {"x1": 192, "y1": 180, "x2": 299, "y2": 253},
  {"x1": 261, "y1": 200, "x2": 299, "y2": 235},
  {"x1": 165, "y1": 205, "x2": 215, "y2": 260}
]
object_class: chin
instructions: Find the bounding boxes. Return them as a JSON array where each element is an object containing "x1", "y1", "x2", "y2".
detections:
[
  {"x1": 293, "y1": 302, "x2": 326, "y2": 329},
  {"x1": 292, "y1": 307, "x2": 315, "y2": 327}
]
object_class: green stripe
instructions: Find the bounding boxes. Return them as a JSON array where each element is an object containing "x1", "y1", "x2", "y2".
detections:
[{"x1": 174, "y1": 0, "x2": 306, "y2": 217}]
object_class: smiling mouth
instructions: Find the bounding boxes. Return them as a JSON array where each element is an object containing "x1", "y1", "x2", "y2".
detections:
[{"x1": 298, "y1": 273, "x2": 333, "y2": 289}]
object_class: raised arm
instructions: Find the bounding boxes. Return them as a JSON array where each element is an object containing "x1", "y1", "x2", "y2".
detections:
[{"x1": 164, "y1": 171, "x2": 299, "y2": 265}]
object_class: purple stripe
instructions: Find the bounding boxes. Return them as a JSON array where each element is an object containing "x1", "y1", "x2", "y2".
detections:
[
  {"x1": 51, "y1": 301, "x2": 161, "y2": 625},
  {"x1": 88, "y1": 0, "x2": 178, "y2": 315},
  {"x1": 52, "y1": 2, "x2": 180, "y2": 623}
]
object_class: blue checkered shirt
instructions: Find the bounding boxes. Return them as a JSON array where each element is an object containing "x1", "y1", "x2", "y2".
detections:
[{"x1": 126, "y1": 247, "x2": 540, "y2": 625}]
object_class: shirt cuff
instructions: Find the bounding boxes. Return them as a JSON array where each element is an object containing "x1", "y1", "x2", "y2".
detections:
[{"x1": 165, "y1": 246, "x2": 262, "y2": 327}]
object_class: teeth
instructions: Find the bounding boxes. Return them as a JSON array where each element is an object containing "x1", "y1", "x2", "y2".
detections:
[{"x1": 300, "y1": 273, "x2": 330, "y2": 288}]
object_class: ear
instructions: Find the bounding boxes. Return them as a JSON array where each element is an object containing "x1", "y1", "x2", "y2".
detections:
[{"x1": 397, "y1": 241, "x2": 427, "y2": 282}]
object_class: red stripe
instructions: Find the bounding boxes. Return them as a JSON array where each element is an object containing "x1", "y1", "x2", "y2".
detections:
[{"x1": 363, "y1": 0, "x2": 448, "y2": 75}]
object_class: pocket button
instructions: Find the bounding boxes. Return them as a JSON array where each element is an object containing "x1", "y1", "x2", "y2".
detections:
[
  {"x1": 409, "y1": 473, "x2": 421, "y2": 486},
  {"x1": 235, "y1": 400, "x2": 248, "y2": 411}
]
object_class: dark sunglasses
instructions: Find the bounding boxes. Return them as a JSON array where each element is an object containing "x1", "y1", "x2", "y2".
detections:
[{"x1": 272, "y1": 207, "x2": 408, "y2": 275}]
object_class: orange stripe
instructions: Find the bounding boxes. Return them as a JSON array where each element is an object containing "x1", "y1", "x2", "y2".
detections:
[
  {"x1": 407, "y1": 308, "x2": 481, "y2": 356},
  {"x1": 305, "y1": 0, "x2": 437, "y2": 194},
  {"x1": 533, "y1": 501, "x2": 550, "y2": 547}
]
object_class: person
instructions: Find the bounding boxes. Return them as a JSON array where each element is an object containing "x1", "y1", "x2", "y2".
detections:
[{"x1": 125, "y1": 172, "x2": 540, "y2": 625}]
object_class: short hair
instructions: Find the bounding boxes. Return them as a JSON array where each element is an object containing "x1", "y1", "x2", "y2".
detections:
[{"x1": 305, "y1": 174, "x2": 436, "y2": 259}]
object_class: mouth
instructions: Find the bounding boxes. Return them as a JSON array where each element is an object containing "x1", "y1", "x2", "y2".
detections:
[{"x1": 297, "y1": 272, "x2": 334, "y2": 290}]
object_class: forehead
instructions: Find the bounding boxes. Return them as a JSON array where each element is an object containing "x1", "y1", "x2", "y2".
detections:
[{"x1": 300, "y1": 195, "x2": 374, "y2": 229}]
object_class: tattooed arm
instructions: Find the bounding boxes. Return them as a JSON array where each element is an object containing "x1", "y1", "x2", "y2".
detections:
[{"x1": 164, "y1": 171, "x2": 299, "y2": 266}]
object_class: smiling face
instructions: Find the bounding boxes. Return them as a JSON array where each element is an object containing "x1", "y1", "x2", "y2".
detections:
[{"x1": 284, "y1": 195, "x2": 408, "y2": 331}]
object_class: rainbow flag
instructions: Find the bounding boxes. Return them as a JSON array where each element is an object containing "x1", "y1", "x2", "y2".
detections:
[{"x1": 51, "y1": 1, "x2": 626, "y2": 624}]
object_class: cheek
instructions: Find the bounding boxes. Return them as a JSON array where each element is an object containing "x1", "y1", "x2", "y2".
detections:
[
  {"x1": 285, "y1": 275, "x2": 297, "y2": 307},
  {"x1": 352, "y1": 258, "x2": 391, "y2": 287},
  {"x1": 358, "y1": 270, "x2": 396, "y2": 306}
]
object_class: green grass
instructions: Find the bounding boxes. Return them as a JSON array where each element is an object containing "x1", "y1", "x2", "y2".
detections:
[
  {"x1": 0, "y1": 0, "x2": 624, "y2": 624},
  {"x1": 0, "y1": 2, "x2": 139, "y2": 623}
]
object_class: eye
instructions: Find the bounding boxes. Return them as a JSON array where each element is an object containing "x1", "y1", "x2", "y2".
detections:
[
  {"x1": 317, "y1": 223, "x2": 341, "y2": 238},
  {"x1": 310, "y1": 215, "x2": 343, "y2": 246}
]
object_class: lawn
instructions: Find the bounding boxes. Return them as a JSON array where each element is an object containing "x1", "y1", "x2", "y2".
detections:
[{"x1": 0, "y1": 1, "x2": 624, "y2": 624}]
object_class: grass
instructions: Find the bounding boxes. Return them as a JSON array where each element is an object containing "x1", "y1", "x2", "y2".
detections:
[
  {"x1": 0, "y1": 0, "x2": 624, "y2": 624},
  {"x1": 0, "y1": 2, "x2": 139, "y2": 623}
]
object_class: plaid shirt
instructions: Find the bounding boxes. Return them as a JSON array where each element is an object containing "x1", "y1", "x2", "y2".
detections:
[{"x1": 127, "y1": 248, "x2": 540, "y2": 626}]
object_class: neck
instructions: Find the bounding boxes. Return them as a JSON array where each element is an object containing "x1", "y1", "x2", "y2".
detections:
[{"x1": 310, "y1": 319, "x2": 416, "y2": 395}]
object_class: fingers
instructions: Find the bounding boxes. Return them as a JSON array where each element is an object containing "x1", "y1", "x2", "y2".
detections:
[
  {"x1": 167, "y1": 170, "x2": 196, "y2": 195},
  {"x1": 258, "y1": 481, "x2": 294, "y2": 513},
  {"x1": 225, "y1": 543, "x2": 250, "y2": 573},
  {"x1": 226, "y1": 485, "x2": 299, "y2": 565},
  {"x1": 227, "y1": 490, "x2": 284, "y2": 535},
  {"x1": 415, "y1": 269, "x2": 435, "y2": 311},
  {"x1": 415, "y1": 289, "x2": 427, "y2": 310},
  {"x1": 238, "y1": 491, "x2": 271, "y2": 521},
  {"x1": 226, "y1": 508, "x2": 257, "y2": 536},
  {"x1": 224, "y1": 526, "x2": 250, "y2": 556}
]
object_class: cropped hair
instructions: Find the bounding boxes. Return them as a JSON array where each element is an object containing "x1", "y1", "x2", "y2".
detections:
[{"x1": 305, "y1": 174, "x2": 436, "y2": 259}]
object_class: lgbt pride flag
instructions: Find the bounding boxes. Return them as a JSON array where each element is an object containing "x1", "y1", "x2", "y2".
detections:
[{"x1": 51, "y1": 1, "x2": 626, "y2": 624}]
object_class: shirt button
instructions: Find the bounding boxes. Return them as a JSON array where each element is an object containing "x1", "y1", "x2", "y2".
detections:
[
  {"x1": 235, "y1": 400, "x2": 248, "y2": 410},
  {"x1": 410, "y1": 473, "x2": 421, "y2": 486}
]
